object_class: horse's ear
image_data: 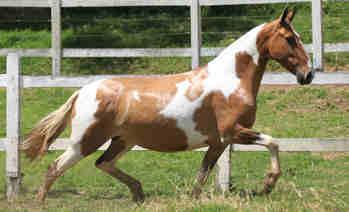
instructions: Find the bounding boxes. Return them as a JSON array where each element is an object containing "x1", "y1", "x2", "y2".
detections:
[
  {"x1": 280, "y1": 7, "x2": 297, "y2": 25},
  {"x1": 280, "y1": 7, "x2": 289, "y2": 25},
  {"x1": 287, "y1": 7, "x2": 297, "y2": 23}
]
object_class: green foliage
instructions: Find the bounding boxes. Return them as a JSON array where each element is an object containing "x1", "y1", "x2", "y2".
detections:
[{"x1": 0, "y1": 3, "x2": 348, "y2": 74}]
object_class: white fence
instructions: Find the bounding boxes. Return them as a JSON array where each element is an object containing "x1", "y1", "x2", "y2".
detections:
[{"x1": 1, "y1": 0, "x2": 349, "y2": 201}]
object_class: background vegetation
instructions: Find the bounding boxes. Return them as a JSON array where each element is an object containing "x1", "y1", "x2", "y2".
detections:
[{"x1": 0, "y1": 2, "x2": 348, "y2": 75}]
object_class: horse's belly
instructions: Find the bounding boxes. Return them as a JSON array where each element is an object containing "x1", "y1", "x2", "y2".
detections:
[{"x1": 119, "y1": 120, "x2": 208, "y2": 152}]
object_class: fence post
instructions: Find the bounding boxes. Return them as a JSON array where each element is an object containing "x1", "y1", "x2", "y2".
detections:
[
  {"x1": 51, "y1": 0, "x2": 62, "y2": 77},
  {"x1": 312, "y1": 0, "x2": 324, "y2": 71},
  {"x1": 190, "y1": 0, "x2": 201, "y2": 69},
  {"x1": 216, "y1": 144, "x2": 232, "y2": 193},
  {"x1": 6, "y1": 53, "x2": 22, "y2": 201}
]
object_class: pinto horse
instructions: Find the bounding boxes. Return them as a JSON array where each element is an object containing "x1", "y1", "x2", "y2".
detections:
[{"x1": 23, "y1": 8, "x2": 314, "y2": 202}]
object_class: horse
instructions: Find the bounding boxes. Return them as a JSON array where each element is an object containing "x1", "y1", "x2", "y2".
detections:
[{"x1": 23, "y1": 8, "x2": 314, "y2": 202}]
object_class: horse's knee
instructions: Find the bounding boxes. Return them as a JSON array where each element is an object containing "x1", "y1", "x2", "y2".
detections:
[{"x1": 95, "y1": 158, "x2": 112, "y2": 172}]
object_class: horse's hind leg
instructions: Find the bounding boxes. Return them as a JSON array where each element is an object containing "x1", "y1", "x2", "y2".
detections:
[
  {"x1": 37, "y1": 143, "x2": 85, "y2": 201},
  {"x1": 37, "y1": 122, "x2": 111, "y2": 201},
  {"x1": 95, "y1": 137, "x2": 144, "y2": 202}
]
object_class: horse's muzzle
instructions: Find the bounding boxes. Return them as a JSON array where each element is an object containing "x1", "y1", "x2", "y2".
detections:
[{"x1": 296, "y1": 69, "x2": 315, "y2": 85}]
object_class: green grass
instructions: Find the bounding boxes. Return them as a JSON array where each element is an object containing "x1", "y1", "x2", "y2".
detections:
[{"x1": 0, "y1": 151, "x2": 348, "y2": 211}]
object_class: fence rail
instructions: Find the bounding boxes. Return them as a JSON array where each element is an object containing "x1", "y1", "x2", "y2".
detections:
[
  {"x1": 0, "y1": 72, "x2": 349, "y2": 88},
  {"x1": 1, "y1": 0, "x2": 349, "y2": 201},
  {"x1": 0, "y1": 0, "x2": 311, "y2": 7},
  {"x1": 1, "y1": 138, "x2": 349, "y2": 152},
  {"x1": 1, "y1": 43, "x2": 349, "y2": 58}
]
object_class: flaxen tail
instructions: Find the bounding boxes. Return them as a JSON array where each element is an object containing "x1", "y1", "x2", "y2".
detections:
[{"x1": 22, "y1": 91, "x2": 79, "y2": 160}]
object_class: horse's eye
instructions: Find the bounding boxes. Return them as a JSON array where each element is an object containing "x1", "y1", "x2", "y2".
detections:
[{"x1": 286, "y1": 37, "x2": 297, "y2": 47}]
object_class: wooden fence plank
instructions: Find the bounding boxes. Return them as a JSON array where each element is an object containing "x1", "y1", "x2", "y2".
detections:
[
  {"x1": 200, "y1": 0, "x2": 309, "y2": 5},
  {"x1": 323, "y1": 43, "x2": 349, "y2": 53},
  {"x1": 0, "y1": 0, "x2": 50, "y2": 7},
  {"x1": 63, "y1": 48, "x2": 192, "y2": 57},
  {"x1": 191, "y1": 0, "x2": 201, "y2": 68},
  {"x1": 1, "y1": 138, "x2": 349, "y2": 152},
  {"x1": 0, "y1": 43, "x2": 348, "y2": 58},
  {"x1": 1, "y1": 72, "x2": 349, "y2": 88},
  {"x1": 51, "y1": 0, "x2": 62, "y2": 77},
  {"x1": 0, "y1": 49, "x2": 51, "y2": 57},
  {"x1": 216, "y1": 145, "x2": 232, "y2": 193},
  {"x1": 312, "y1": 0, "x2": 324, "y2": 71},
  {"x1": 0, "y1": 0, "x2": 314, "y2": 7},
  {"x1": 5, "y1": 53, "x2": 21, "y2": 201}
]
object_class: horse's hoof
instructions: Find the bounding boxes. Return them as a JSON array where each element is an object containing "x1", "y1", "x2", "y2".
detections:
[
  {"x1": 36, "y1": 193, "x2": 46, "y2": 203},
  {"x1": 132, "y1": 194, "x2": 145, "y2": 203},
  {"x1": 191, "y1": 187, "x2": 202, "y2": 199}
]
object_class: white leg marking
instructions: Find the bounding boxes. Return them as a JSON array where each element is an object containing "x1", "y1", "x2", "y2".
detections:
[
  {"x1": 256, "y1": 134, "x2": 280, "y2": 172},
  {"x1": 257, "y1": 134, "x2": 273, "y2": 145},
  {"x1": 55, "y1": 144, "x2": 83, "y2": 171}
]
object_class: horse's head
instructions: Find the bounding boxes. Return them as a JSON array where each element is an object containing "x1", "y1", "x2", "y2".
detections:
[{"x1": 258, "y1": 8, "x2": 315, "y2": 85}]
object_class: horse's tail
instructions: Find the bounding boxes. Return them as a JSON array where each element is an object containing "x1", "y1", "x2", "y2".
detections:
[{"x1": 22, "y1": 91, "x2": 79, "y2": 160}]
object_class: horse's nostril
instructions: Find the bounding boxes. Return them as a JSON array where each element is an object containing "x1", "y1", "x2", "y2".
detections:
[
  {"x1": 307, "y1": 70, "x2": 315, "y2": 81},
  {"x1": 296, "y1": 70, "x2": 314, "y2": 85}
]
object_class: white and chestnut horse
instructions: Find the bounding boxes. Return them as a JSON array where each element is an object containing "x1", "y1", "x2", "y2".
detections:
[{"x1": 23, "y1": 8, "x2": 314, "y2": 202}]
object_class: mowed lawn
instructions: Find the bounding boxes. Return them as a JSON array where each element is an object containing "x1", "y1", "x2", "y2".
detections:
[{"x1": 0, "y1": 86, "x2": 348, "y2": 211}]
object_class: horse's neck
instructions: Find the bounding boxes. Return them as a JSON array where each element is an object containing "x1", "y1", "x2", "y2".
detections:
[
  {"x1": 207, "y1": 24, "x2": 267, "y2": 99},
  {"x1": 208, "y1": 23, "x2": 265, "y2": 69},
  {"x1": 245, "y1": 58, "x2": 268, "y2": 99}
]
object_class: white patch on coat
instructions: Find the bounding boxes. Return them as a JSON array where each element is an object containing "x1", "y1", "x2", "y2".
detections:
[
  {"x1": 160, "y1": 80, "x2": 208, "y2": 149},
  {"x1": 210, "y1": 24, "x2": 265, "y2": 71},
  {"x1": 55, "y1": 80, "x2": 104, "y2": 170},
  {"x1": 132, "y1": 90, "x2": 141, "y2": 102},
  {"x1": 71, "y1": 79, "x2": 103, "y2": 143},
  {"x1": 161, "y1": 24, "x2": 265, "y2": 149},
  {"x1": 235, "y1": 88, "x2": 253, "y2": 106}
]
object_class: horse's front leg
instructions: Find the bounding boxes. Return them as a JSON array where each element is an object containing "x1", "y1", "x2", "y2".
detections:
[
  {"x1": 210, "y1": 93, "x2": 281, "y2": 194},
  {"x1": 232, "y1": 126, "x2": 282, "y2": 194},
  {"x1": 192, "y1": 144, "x2": 227, "y2": 198}
]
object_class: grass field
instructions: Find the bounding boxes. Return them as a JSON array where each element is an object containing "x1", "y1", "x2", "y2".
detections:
[
  {"x1": 0, "y1": 151, "x2": 348, "y2": 211},
  {"x1": 0, "y1": 86, "x2": 348, "y2": 211}
]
